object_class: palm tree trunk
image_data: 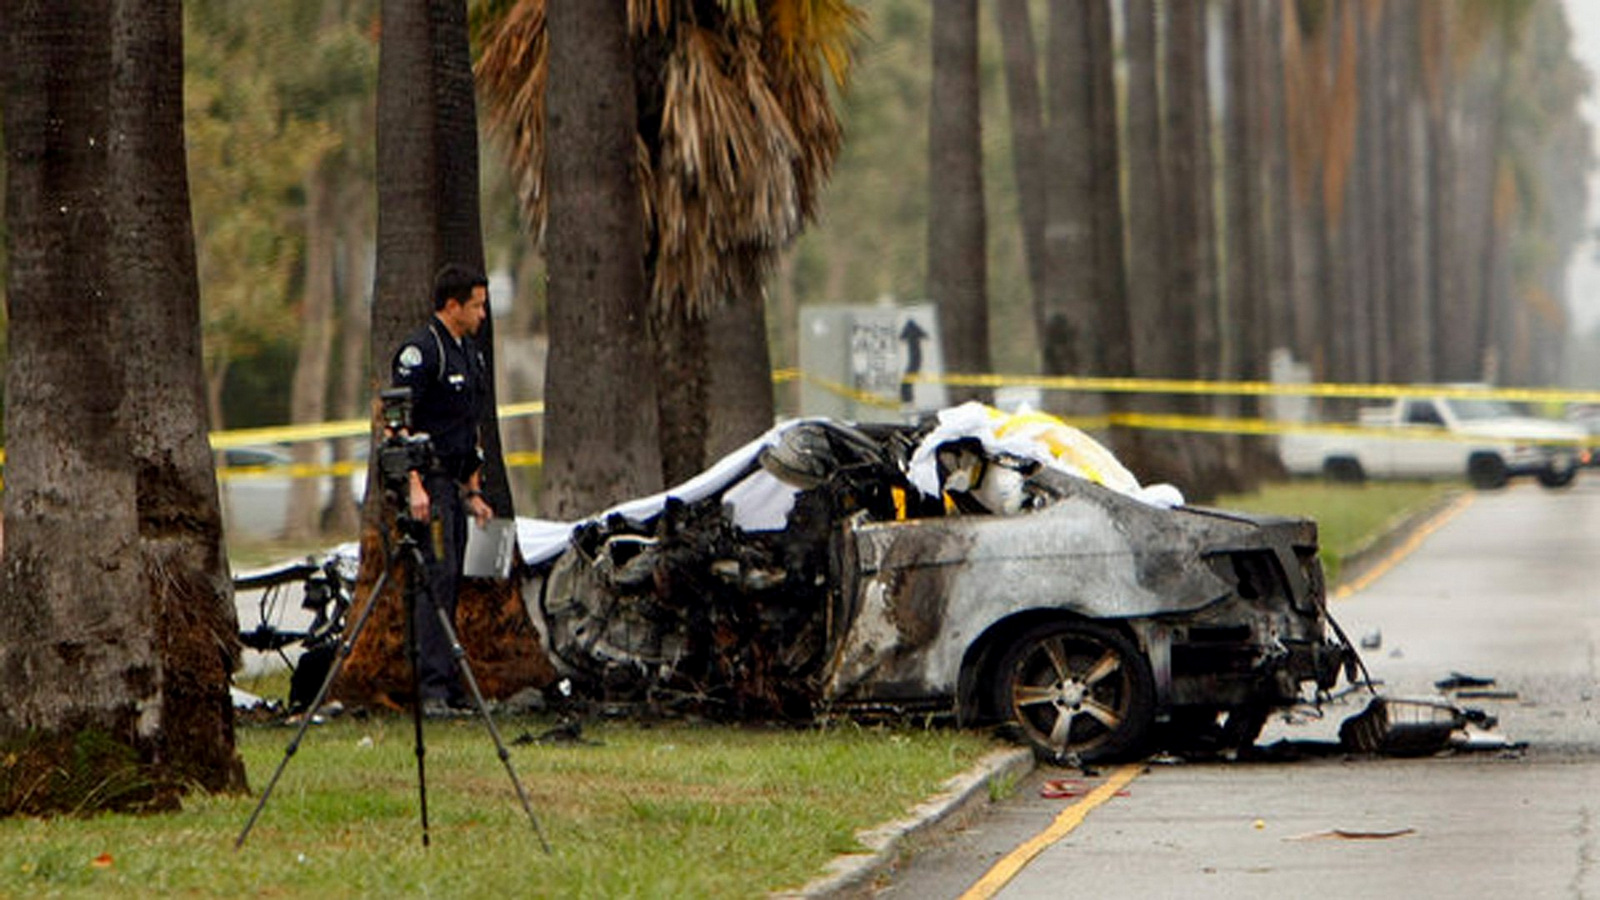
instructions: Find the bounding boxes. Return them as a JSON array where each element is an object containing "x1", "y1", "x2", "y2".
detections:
[
  {"x1": 1474, "y1": 28, "x2": 1515, "y2": 383},
  {"x1": 1087, "y1": 0, "x2": 1130, "y2": 382},
  {"x1": 1040, "y1": 2, "x2": 1096, "y2": 389},
  {"x1": 1, "y1": 1, "x2": 138, "y2": 738},
  {"x1": 1224, "y1": 0, "x2": 1282, "y2": 485},
  {"x1": 370, "y1": 0, "x2": 438, "y2": 403},
  {"x1": 110, "y1": 0, "x2": 245, "y2": 795},
  {"x1": 654, "y1": 310, "x2": 708, "y2": 486},
  {"x1": 1123, "y1": 0, "x2": 1168, "y2": 368},
  {"x1": 1121, "y1": 0, "x2": 1186, "y2": 486},
  {"x1": 346, "y1": 0, "x2": 439, "y2": 706},
  {"x1": 1361, "y1": 3, "x2": 1393, "y2": 383},
  {"x1": 706, "y1": 257, "x2": 777, "y2": 459},
  {"x1": 1260, "y1": 0, "x2": 1296, "y2": 360},
  {"x1": 1224, "y1": 1, "x2": 1262, "y2": 382},
  {"x1": 1, "y1": 0, "x2": 190, "y2": 811},
  {"x1": 1425, "y1": 3, "x2": 1466, "y2": 380},
  {"x1": 1229, "y1": 0, "x2": 1271, "y2": 388},
  {"x1": 430, "y1": 0, "x2": 515, "y2": 519},
  {"x1": 329, "y1": 188, "x2": 371, "y2": 536},
  {"x1": 286, "y1": 164, "x2": 338, "y2": 542},
  {"x1": 1170, "y1": 2, "x2": 1221, "y2": 381},
  {"x1": 345, "y1": 0, "x2": 551, "y2": 708},
  {"x1": 927, "y1": 0, "x2": 990, "y2": 406},
  {"x1": 995, "y1": 0, "x2": 1048, "y2": 324},
  {"x1": 1163, "y1": 0, "x2": 1234, "y2": 498},
  {"x1": 1342, "y1": 4, "x2": 1375, "y2": 383},
  {"x1": 1386, "y1": 0, "x2": 1426, "y2": 384},
  {"x1": 542, "y1": 0, "x2": 663, "y2": 517}
]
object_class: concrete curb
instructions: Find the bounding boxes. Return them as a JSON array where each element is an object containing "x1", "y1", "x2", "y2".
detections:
[{"x1": 776, "y1": 746, "x2": 1035, "y2": 899}]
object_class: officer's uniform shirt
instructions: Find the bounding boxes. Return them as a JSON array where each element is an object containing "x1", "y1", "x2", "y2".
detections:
[{"x1": 391, "y1": 317, "x2": 487, "y2": 480}]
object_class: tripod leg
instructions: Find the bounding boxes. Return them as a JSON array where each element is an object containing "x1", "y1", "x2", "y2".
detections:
[
  {"x1": 428, "y1": 593, "x2": 552, "y2": 853},
  {"x1": 236, "y1": 561, "x2": 393, "y2": 850},
  {"x1": 405, "y1": 553, "x2": 431, "y2": 849}
]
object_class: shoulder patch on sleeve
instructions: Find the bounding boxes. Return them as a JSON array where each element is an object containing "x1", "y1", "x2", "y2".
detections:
[{"x1": 397, "y1": 344, "x2": 424, "y2": 373}]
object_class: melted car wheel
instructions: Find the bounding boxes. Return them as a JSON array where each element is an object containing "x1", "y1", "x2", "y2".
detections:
[{"x1": 995, "y1": 621, "x2": 1155, "y2": 763}]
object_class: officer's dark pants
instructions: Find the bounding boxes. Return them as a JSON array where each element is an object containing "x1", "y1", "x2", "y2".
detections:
[{"x1": 416, "y1": 472, "x2": 466, "y2": 703}]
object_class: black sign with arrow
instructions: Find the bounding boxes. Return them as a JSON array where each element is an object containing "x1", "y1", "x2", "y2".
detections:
[{"x1": 899, "y1": 318, "x2": 928, "y2": 403}]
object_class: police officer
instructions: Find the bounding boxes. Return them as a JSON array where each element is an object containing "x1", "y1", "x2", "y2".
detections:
[{"x1": 391, "y1": 263, "x2": 492, "y2": 716}]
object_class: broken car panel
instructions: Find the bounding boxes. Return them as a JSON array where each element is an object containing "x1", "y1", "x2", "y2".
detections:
[{"x1": 526, "y1": 404, "x2": 1355, "y2": 762}]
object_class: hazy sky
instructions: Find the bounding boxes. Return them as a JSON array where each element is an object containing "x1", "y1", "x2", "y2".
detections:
[{"x1": 1562, "y1": 0, "x2": 1600, "y2": 333}]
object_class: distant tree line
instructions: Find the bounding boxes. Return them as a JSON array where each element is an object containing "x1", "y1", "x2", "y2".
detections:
[{"x1": 789, "y1": 0, "x2": 1591, "y2": 494}]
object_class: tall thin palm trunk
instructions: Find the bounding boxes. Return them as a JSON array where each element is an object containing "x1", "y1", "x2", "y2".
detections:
[
  {"x1": 1040, "y1": 2, "x2": 1097, "y2": 387},
  {"x1": 111, "y1": 0, "x2": 245, "y2": 794},
  {"x1": 928, "y1": 0, "x2": 989, "y2": 406},
  {"x1": 541, "y1": 0, "x2": 663, "y2": 517},
  {"x1": 343, "y1": 0, "x2": 550, "y2": 707},
  {"x1": 706, "y1": 257, "x2": 777, "y2": 459},
  {"x1": 286, "y1": 164, "x2": 338, "y2": 542},
  {"x1": 995, "y1": 0, "x2": 1048, "y2": 332}
]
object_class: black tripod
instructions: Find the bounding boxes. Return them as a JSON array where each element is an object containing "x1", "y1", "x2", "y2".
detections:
[{"x1": 236, "y1": 512, "x2": 549, "y2": 851}]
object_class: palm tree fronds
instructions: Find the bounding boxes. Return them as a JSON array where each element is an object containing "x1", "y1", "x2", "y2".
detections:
[
  {"x1": 475, "y1": 0, "x2": 860, "y2": 319},
  {"x1": 628, "y1": 0, "x2": 673, "y2": 35},
  {"x1": 769, "y1": 0, "x2": 865, "y2": 89}
]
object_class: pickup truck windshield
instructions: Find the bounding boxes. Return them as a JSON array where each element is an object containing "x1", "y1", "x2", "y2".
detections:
[{"x1": 1452, "y1": 399, "x2": 1520, "y2": 421}]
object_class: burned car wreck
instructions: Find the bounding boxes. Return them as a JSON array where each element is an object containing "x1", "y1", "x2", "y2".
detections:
[{"x1": 523, "y1": 405, "x2": 1353, "y2": 762}]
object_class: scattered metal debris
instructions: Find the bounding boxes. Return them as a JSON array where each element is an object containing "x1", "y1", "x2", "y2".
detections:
[
  {"x1": 1434, "y1": 671, "x2": 1496, "y2": 691},
  {"x1": 1338, "y1": 695, "x2": 1500, "y2": 756},
  {"x1": 1285, "y1": 827, "x2": 1417, "y2": 841},
  {"x1": 513, "y1": 718, "x2": 602, "y2": 747}
]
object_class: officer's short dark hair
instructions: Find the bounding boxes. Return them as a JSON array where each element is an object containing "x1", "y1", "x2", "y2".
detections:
[{"x1": 433, "y1": 263, "x2": 488, "y2": 311}]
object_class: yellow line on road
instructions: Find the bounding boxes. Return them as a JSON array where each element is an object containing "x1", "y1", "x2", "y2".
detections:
[
  {"x1": 1333, "y1": 492, "x2": 1476, "y2": 600},
  {"x1": 958, "y1": 763, "x2": 1143, "y2": 900}
]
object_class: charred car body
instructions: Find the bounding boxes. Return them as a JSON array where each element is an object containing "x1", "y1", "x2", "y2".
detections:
[{"x1": 525, "y1": 407, "x2": 1353, "y2": 761}]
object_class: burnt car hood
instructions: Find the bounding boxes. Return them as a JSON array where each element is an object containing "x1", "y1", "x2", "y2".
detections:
[{"x1": 845, "y1": 489, "x2": 1259, "y2": 622}]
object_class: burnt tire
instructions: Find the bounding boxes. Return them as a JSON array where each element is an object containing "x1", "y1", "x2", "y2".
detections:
[
  {"x1": 992, "y1": 621, "x2": 1155, "y2": 763},
  {"x1": 1467, "y1": 453, "x2": 1509, "y2": 490}
]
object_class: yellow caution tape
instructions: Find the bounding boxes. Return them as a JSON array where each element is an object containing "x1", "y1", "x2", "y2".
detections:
[
  {"x1": 1107, "y1": 411, "x2": 1595, "y2": 446},
  {"x1": 208, "y1": 400, "x2": 546, "y2": 449},
  {"x1": 793, "y1": 370, "x2": 905, "y2": 411},
  {"x1": 908, "y1": 371, "x2": 1600, "y2": 406},
  {"x1": 7, "y1": 372, "x2": 1598, "y2": 487}
]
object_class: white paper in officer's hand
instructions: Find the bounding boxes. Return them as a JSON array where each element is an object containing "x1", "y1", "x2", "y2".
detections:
[{"x1": 463, "y1": 518, "x2": 516, "y2": 579}]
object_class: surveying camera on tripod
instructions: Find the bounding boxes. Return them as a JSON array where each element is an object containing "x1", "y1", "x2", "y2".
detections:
[
  {"x1": 236, "y1": 387, "x2": 548, "y2": 851},
  {"x1": 376, "y1": 387, "x2": 437, "y2": 516}
]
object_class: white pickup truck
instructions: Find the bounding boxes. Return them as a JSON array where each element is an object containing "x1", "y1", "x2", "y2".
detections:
[{"x1": 1278, "y1": 393, "x2": 1588, "y2": 489}]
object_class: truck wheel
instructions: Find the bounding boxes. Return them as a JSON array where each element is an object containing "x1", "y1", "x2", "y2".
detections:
[
  {"x1": 993, "y1": 621, "x2": 1155, "y2": 763},
  {"x1": 1324, "y1": 457, "x2": 1365, "y2": 484},
  {"x1": 1467, "y1": 453, "x2": 1509, "y2": 490},
  {"x1": 1538, "y1": 465, "x2": 1577, "y2": 489}
]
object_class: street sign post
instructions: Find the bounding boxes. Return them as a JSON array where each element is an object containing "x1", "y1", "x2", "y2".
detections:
[{"x1": 799, "y1": 303, "x2": 948, "y2": 422}]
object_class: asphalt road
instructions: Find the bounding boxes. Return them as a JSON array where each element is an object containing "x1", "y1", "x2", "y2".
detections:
[{"x1": 873, "y1": 478, "x2": 1600, "y2": 899}]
